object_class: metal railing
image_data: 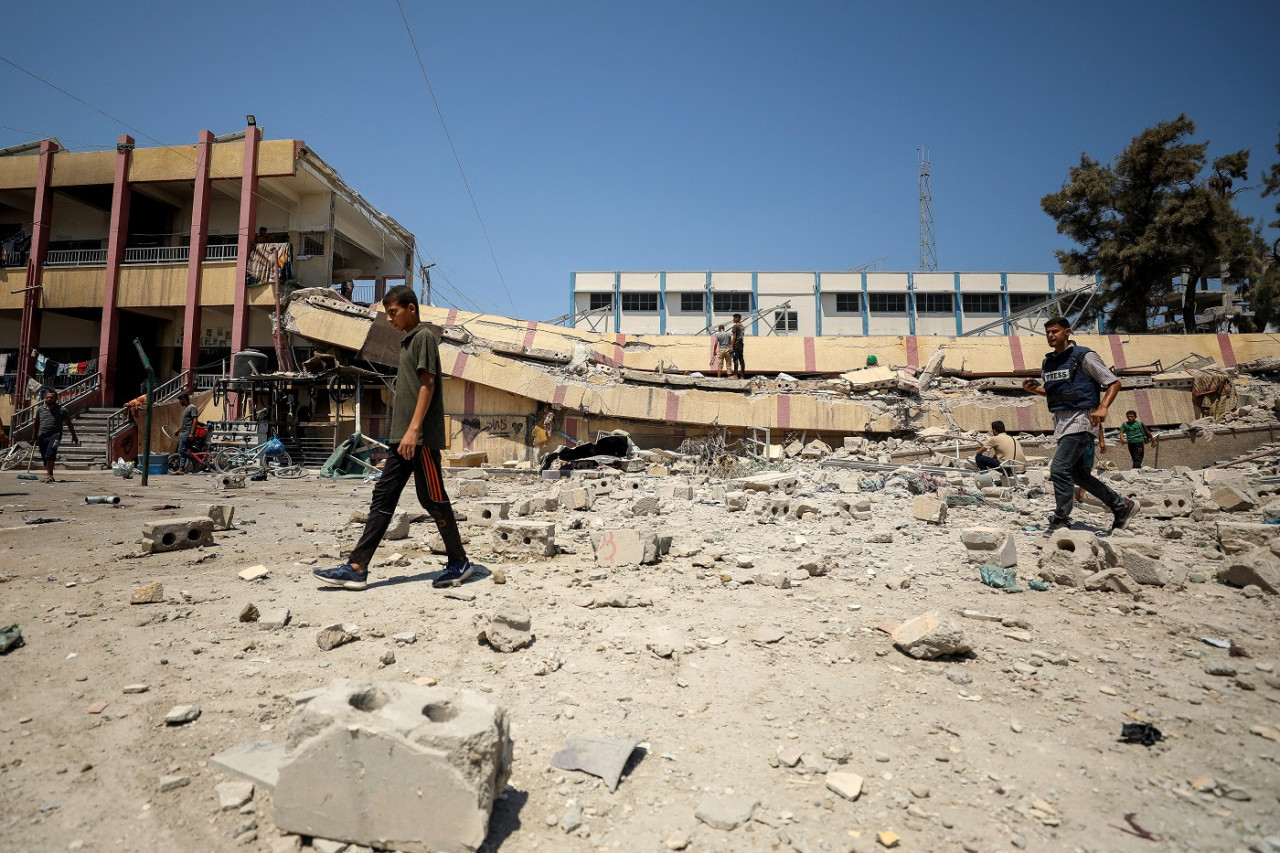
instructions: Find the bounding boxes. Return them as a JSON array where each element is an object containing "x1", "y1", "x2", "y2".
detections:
[
  {"x1": 205, "y1": 244, "x2": 238, "y2": 262},
  {"x1": 12, "y1": 372, "x2": 102, "y2": 438},
  {"x1": 46, "y1": 249, "x2": 108, "y2": 266},
  {"x1": 194, "y1": 372, "x2": 223, "y2": 390},
  {"x1": 1, "y1": 250, "x2": 29, "y2": 268},
  {"x1": 123, "y1": 246, "x2": 189, "y2": 265}
]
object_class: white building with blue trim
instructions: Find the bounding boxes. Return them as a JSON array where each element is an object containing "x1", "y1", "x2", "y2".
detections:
[{"x1": 570, "y1": 270, "x2": 1098, "y2": 337}]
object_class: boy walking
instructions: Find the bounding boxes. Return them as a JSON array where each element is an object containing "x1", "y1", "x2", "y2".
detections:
[
  {"x1": 314, "y1": 285, "x2": 472, "y2": 591},
  {"x1": 35, "y1": 389, "x2": 78, "y2": 484},
  {"x1": 1119, "y1": 410, "x2": 1155, "y2": 468}
]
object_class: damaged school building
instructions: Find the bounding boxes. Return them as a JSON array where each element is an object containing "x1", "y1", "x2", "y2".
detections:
[
  {"x1": 0, "y1": 127, "x2": 1276, "y2": 468},
  {"x1": 284, "y1": 291, "x2": 1280, "y2": 471}
]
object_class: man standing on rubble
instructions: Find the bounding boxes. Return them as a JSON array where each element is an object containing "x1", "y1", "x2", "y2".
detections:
[
  {"x1": 730, "y1": 313, "x2": 746, "y2": 378},
  {"x1": 711, "y1": 325, "x2": 733, "y2": 378},
  {"x1": 1021, "y1": 316, "x2": 1137, "y2": 534},
  {"x1": 314, "y1": 284, "x2": 472, "y2": 591}
]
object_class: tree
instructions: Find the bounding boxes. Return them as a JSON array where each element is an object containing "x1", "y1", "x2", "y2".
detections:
[
  {"x1": 1246, "y1": 128, "x2": 1280, "y2": 330},
  {"x1": 1041, "y1": 115, "x2": 1254, "y2": 333}
]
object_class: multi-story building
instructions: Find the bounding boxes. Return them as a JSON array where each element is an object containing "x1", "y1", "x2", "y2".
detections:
[
  {"x1": 0, "y1": 125, "x2": 415, "y2": 416},
  {"x1": 569, "y1": 270, "x2": 1098, "y2": 337}
]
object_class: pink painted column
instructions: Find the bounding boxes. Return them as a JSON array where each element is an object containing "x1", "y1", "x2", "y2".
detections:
[
  {"x1": 229, "y1": 126, "x2": 261, "y2": 417},
  {"x1": 16, "y1": 140, "x2": 59, "y2": 410},
  {"x1": 96, "y1": 135, "x2": 134, "y2": 405},
  {"x1": 181, "y1": 130, "x2": 214, "y2": 379}
]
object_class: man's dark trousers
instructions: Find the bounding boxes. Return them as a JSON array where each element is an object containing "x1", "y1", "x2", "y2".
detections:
[
  {"x1": 350, "y1": 445, "x2": 465, "y2": 568},
  {"x1": 1049, "y1": 431, "x2": 1125, "y2": 523}
]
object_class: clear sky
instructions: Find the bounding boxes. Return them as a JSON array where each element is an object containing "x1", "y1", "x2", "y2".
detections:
[{"x1": 3, "y1": 1, "x2": 1277, "y2": 321}]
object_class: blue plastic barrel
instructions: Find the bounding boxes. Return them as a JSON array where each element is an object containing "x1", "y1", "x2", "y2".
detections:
[{"x1": 143, "y1": 453, "x2": 168, "y2": 475}]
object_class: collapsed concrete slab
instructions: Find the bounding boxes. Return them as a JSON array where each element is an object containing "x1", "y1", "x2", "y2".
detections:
[
  {"x1": 273, "y1": 679, "x2": 512, "y2": 853},
  {"x1": 142, "y1": 517, "x2": 215, "y2": 553}
]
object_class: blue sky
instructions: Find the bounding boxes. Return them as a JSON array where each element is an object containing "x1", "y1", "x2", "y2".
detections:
[{"x1": 3, "y1": 1, "x2": 1277, "y2": 320}]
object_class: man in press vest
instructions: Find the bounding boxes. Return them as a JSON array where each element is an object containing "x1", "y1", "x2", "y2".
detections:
[{"x1": 1021, "y1": 316, "x2": 1137, "y2": 534}]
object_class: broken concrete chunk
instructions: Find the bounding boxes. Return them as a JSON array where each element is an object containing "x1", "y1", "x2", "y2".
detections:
[
  {"x1": 891, "y1": 612, "x2": 972, "y2": 660},
  {"x1": 911, "y1": 496, "x2": 947, "y2": 524},
  {"x1": 384, "y1": 511, "x2": 411, "y2": 540},
  {"x1": 1217, "y1": 549, "x2": 1280, "y2": 595},
  {"x1": 258, "y1": 608, "x2": 291, "y2": 630},
  {"x1": 470, "y1": 501, "x2": 510, "y2": 525},
  {"x1": 695, "y1": 793, "x2": 758, "y2": 831},
  {"x1": 559, "y1": 487, "x2": 593, "y2": 511},
  {"x1": 239, "y1": 603, "x2": 260, "y2": 623},
  {"x1": 550, "y1": 735, "x2": 642, "y2": 792},
  {"x1": 491, "y1": 521, "x2": 557, "y2": 557},
  {"x1": 206, "y1": 504, "x2": 236, "y2": 530},
  {"x1": 131, "y1": 582, "x2": 164, "y2": 605},
  {"x1": 316, "y1": 623, "x2": 359, "y2": 651},
  {"x1": 142, "y1": 517, "x2": 215, "y2": 553},
  {"x1": 732, "y1": 471, "x2": 797, "y2": 493},
  {"x1": 272, "y1": 679, "x2": 512, "y2": 853},
  {"x1": 826, "y1": 771, "x2": 863, "y2": 800},
  {"x1": 238, "y1": 565, "x2": 269, "y2": 581},
  {"x1": 164, "y1": 704, "x2": 201, "y2": 725},
  {"x1": 1211, "y1": 485, "x2": 1257, "y2": 512},
  {"x1": 959, "y1": 527, "x2": 1017, "y2": 568},
  {"x1": 590, "y1": 528, "x2": 660, "y2": 567},
  {"x1": 475, "y1": 604, "x2": 533, "y2": 653},
  {"x1": 216, "y1": 780, "x2": 255, "y2": 811}
]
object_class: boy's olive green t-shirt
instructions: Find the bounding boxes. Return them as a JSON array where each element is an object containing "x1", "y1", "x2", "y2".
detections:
[{"x1": 388, "y1": 323, "x2": 446, "y2": 448}]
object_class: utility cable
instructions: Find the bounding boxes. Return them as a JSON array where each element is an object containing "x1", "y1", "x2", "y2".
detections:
[{"x1": 393, "y1": 0, "x2": 517, "y2": 315}]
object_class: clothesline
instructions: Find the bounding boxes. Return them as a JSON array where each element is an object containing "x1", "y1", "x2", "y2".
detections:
[{"x1": 32, "y1": 350, "x2": 98, "y2": 377}]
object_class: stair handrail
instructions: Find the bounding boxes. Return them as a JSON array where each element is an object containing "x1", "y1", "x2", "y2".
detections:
[
  {"x1": 104, "y1": 369, "x2": 191, "y2": 437},
  {"x1": 11, "y1": 372, "x2": 103, "y2": 439}
]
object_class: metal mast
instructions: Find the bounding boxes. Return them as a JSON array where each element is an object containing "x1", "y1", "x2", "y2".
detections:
[{"x1": 918, "y1": 147, "x2": 937, "y2": 271}]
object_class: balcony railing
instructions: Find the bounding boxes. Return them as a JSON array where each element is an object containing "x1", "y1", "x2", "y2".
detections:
[
  {"x1": 46, "y1": 249, "x2": 107, "y2": 266},
  {"x1": 1, "y1": 250, "x2": 29, "y2": 268},
  {"x1": 39, "y1": 244, "x2": 240, "y2": 268},
  {"x1": 12, "y1": 372, "x2": 101, "y2": 438}
]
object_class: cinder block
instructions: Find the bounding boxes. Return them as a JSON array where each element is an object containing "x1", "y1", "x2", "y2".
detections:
[
  {"x1": 757, "y1": 498, "x2": 792, "y2": 523},
  {"x1": 959, "y1": 527, "x2": 1017, "y2": 568},
  {"x1": 218, "y1": 473, "x2": 245, "y2": 490},
  {"x1": 273, "y1": 679, "x2": 512, "y2": 853},
  {"x1": 491, "y1": 521, "x2": 556, "y2": 557},
  {"x1": 1038, "y1": 529, "x2": 1100, "y2": 588},
  {"x1": 470, "y1": 501, "x2": 510, "y2": 526},
  {"x1": 142, "y1": 517, "x2": 215, "y2": 553},
  {"x1": 591, "y1": 529, "x2": 661, "y2": 567},
  {"x1": 559, "y1": 487, "x2": 593, "y2": 511},
  {"x1": 1141, "y1": 490, "x2": 1192, "y2": 519}
]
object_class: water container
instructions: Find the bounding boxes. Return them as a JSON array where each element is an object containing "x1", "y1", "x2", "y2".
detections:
[
  {"x1": 231, "y1": 349, "x2": 269, "y2": 379},
  {"x1": 143, "y1": 453, "x2": 168, "y2": 475}
]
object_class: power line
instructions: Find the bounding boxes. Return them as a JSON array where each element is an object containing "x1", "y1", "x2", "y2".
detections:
[{"x1": 393, "y1": 0, "x2": 518, "y2": 316}]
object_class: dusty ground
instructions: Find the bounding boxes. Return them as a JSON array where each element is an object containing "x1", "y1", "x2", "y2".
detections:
[{"x1": 1, "y1": 460, "x2": 1278, "y2": 853}]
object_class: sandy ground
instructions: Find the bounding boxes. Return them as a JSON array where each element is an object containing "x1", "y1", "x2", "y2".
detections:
[{"x1": 1, "y1": 463, "x2": 1278, "y2": 853}]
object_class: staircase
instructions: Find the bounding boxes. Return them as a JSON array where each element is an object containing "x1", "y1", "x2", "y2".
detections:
[{"x1": 63, "y1": 407, "x2": 118, "y2": 469}]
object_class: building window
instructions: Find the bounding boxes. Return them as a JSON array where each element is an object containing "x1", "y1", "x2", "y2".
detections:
[
  {"x1": 620, "y1": 292, "x2": 659, "y2": 312},
  {"x1": 680, "y1": 292, "x2": 704, "y2": 312},
  {"x1": 773, "y1": 310, "x2": 799, "y2": 333},
  {"x1": 835, "y1": 292, "x2": 861, "y2": 313},
  {"x1": 1008, "y1": 293, "x2": 1050, "y2": 313},
  {"x1": 299, "y1": 232, "x2": 325, "y2": 256},
  {"x1": 589, "y1": 293, "x2": 613, "y2": 311},
  {"x1": 868, "y1": 293, "x2": 907, "y2": 314},
  {"x1": 962, "y1": 293, "x2": 1002, "y2": 314},
  {"x1": 712, "y1": 292, "x2": 752, "y2": 314},
  {"x1": 918, "y1": 293, "x2": 954, "y2": 314}
]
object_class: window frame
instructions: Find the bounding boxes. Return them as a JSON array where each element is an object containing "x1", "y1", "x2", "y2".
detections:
[
  {"x1": 773, "y1": 310, "x2": 799, "y2": 333},
  {"x1": 620, "y1": 292, "x2": 659, "y2": 312},
  {"x1": 712, "y1": 292, "x2": 752, "y2": 314},
  {"x1": 588, "y1": 293, "x2": 614, "y2": 311},
  {"x1": 961, "y1": 293, "x2": 1002, "y2": 315},
  {"x1": 835, "y1": 292, "x2": 861, "y2": 314},
  {"x1": 867, "y1": 292, "x2": 907, "y2": 314},
  {"x1": 679, "y1": 292, "x2": 704, "y2": 313},
  {"x1": 917, "y1": 292, "x2": 954, "y2": 315}
]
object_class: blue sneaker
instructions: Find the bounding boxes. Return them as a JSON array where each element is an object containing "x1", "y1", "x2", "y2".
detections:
[
  {"x1": 313, "y1": 563, "x2": 368, "y2": 590},
  {"x1": 432, "y1": 559, "x2": 475, "y2": 589}
]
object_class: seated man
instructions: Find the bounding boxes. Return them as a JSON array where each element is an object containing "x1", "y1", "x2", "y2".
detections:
[{"x1": 975, "y1": 420, "x2": 1024, "y2": 471}]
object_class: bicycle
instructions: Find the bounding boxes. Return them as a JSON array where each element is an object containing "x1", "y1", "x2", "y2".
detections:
[
  {"x1": 0, "y1": 438, "x2": 35, "y2": 471},
  {"x1": 161, "y1": 423, "x2": 218, "y2": 474},
  {"x1": 215, "y1": 435, "x2": 306, "y2": 478}
]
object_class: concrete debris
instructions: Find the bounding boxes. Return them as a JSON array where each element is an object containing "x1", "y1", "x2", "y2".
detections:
[
  {"x1": 164, "y1": 704, "x2": 201, "y2": 725},
  {"x1": 142, "y1": 517, "x2": 214, "y2": 553},
  {"x1": 912, "y1": 495, "x2": 947, "y2": 524},
  {"x1": 316, "y1": 623, "x2": 359, "y2": 651},
  {"x1": 130, "y1": 582, "x2": 164, "y2": 605},
  {"x1": 475, "y1": 604, "x2": 533, "y2": 652},
  {"x1": 960, "y1": 527, "x2": 1017, "y2": 568},
  {"x1": 492, "y1": 521, "x2": 557, "y2": 557},
  {"x1": 891, "y1": 612, "x2": 973, "y2": 660},
  {"x1": 591, "y1": 529, "x2": 661, "y2": 566},
  {"x1": 207, "y1": 504, "x2": 236, "y2": 530},
  {"x1": 549, "y1": 735, "x2": 642, "y2": 792},
  {"x1": 272, "y1": 679, "x2": 512, "y2": 853},
  {"x1": 694, "y1": 792, "x2": 758, "y2": 831},
  {"x1": 384, "y1": 511, "x2": 411, "y2": 540},
  {"x1": 215, "y1": 780, "x2": 255, "y2": 811},
  {"x1": 238, "y1": 565, "x2": 269, "y2": 581},
  {"x1": 239, "y1": 603, "x2": 260, "y2": 623},
  {"x1": 1217, "y1": 549, "x2": 1280, "y2": 594}
]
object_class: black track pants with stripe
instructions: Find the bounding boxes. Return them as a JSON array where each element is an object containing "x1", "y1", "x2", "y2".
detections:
[{"x1": 349, "y1": 445, "x2": 466, "y2": 569}]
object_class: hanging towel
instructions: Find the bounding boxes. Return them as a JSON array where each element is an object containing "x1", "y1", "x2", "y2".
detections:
[
  {"x1": 35, "y1": 354, "x2": 47, "y2": 372},
  {"x1": 57, "y1": 363, "x2": 69, "y2": 376},
  {"x1": 75, "y1": 361, "x2": 88, "y2": 375}
]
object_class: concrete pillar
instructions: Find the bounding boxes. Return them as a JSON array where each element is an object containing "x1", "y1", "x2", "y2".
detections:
[
  {"x1": 374, "y1": 276, "x2": 387, "y2": 302},
  {"x1": 182, "y1": 130, "x2": 215, "y2": 379},
  {"x1": 230, "y1": 126, "x2": 261, "y2": 418},
  {"x1": 16, "y1": 140, "x2": 59, "y2": 410},
  {"x1": 97, "y1": 135, "x2": 134, "y2": 405}
]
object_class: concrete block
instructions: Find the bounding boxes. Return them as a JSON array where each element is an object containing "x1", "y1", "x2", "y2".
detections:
[
  {"x1": 445, "y1": 450, "x2": 488, "y2": 467},
  {"x1": 732, "y1": 471, "x2": 797, "y2": 493},
  {"x1": 385, "y1": 511, "x2": 411, "y2": 541},
  {"x1": 1217, "y1": 548, "x2": 1280, "y2": 594},
  {"x1": 959, "y1": 527, "x2": 1017, "y2": 568},
  {"x1": 758, "y1": 498, "x2": 792, "y2": 523},
  {"x1": 912, "y1": 496, "x2": 947, "y2": 524},
  {"x1": 660, "y1": 483, "x2": 695, "y2": 501},
  {"x1": 217, "y1": 472, "x2": 246, "y2": 490},
  {"x1": 789, "y1": 501, "x2": 820, "y2": 520},
  {"x1": 891, "y1": 611, "x2": 973, "y2": 660},
  {"x1": 695, "y1": 793, "x2": 758, "y2": 830},
  {"x1": 800, "y1": 440, "x2": 832, "y2": 459},
  {"x1": 591, "y1": 528, "x2": 661, "y2": 567},
  {"x1": 631, "y1": 496, "x2": 661, "y2": 516},
  {"x1": 725, "y1": 491, "x2": 749, "y2": 512},
  {"x1": 273, "y1": 679, "x2": 512, "y2": 853},
  {"x1": 1114, "y1": 540, "x2": 1170, "y2": 586},
  {"x1": 1212, "y1": 485, "x2": 1258, "y2": 512},
  {"x1": 558, "y1": 487, "x2": 593, "y2": 511},
  {"x1": 1141, "y1": 490, "x2": 1192, "y2": 519},
  {"x1": 207, "y1": 504, "x2": 236, "y2": 530},
  {"x1": 474, "y1": 604, "x2": 532, "y2": 652},
  {"x1": 142, "y1": 517, "x2": 214, "y2": 553},
  {"x1": 456, "y1": 480, "x2": 489, "y2": 499},
  {"x1": 491, "y1": 521, "x2": 556, "y2": 557},
  {"x1": 1083, "y1": 567, "x2": 1138, "y2": 594},
  {"x1": 470, "y1": 501, "x2": 510, "y2": 526}
]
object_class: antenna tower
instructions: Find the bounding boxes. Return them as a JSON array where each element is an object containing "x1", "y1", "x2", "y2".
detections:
[{"x1": 918, "y1": 147, "x2": 937, "y2": 271}]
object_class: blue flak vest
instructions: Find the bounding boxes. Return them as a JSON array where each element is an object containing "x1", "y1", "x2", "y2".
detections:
[{"x1": 1041, "y1": 344, "x2": 1101, "y2": 413}]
